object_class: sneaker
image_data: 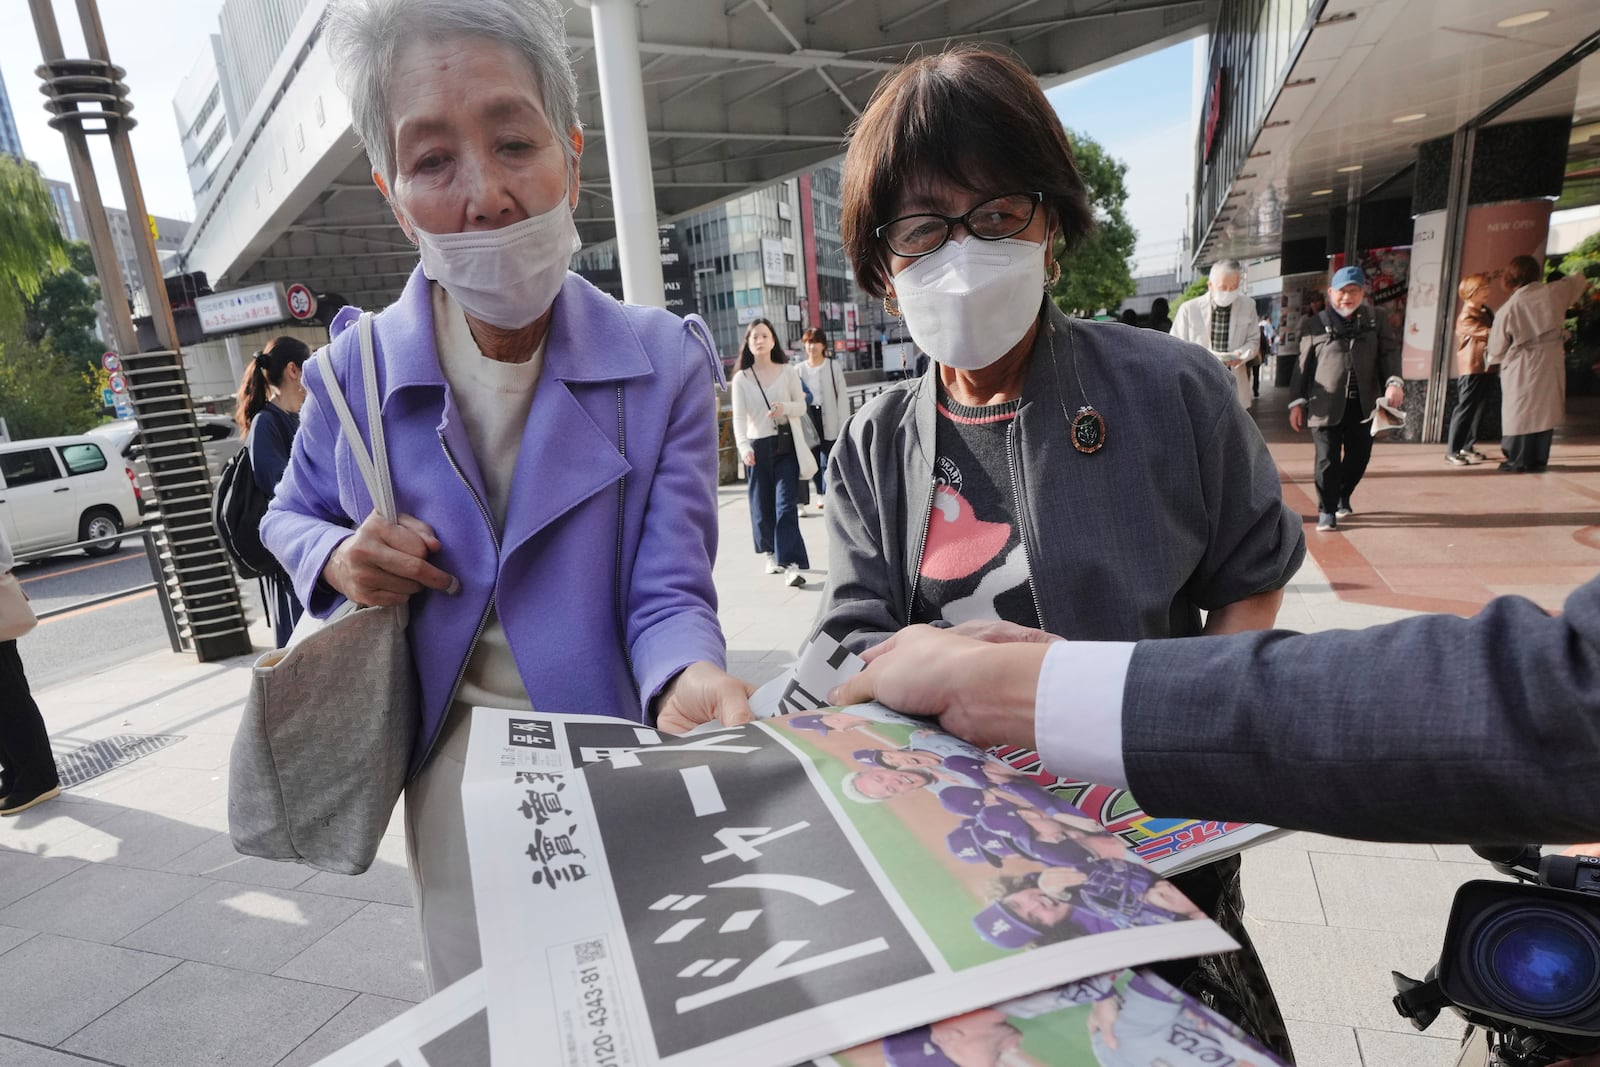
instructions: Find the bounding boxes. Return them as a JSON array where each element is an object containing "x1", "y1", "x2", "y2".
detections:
[
  {"x1": 1445, "y1": 452, "x2": 1470, "y2": 466},
  {"x1": 764, "y1": 554, "x2": 783, "y2": 574},
  {"x1": 799, "y1": 505, "x2": 819, "y2": 518},
  {"x1": 1466, "y1": 449, "x2": 1488, "y2": 461},
  {"x1": 1335, "y1": 500, "x2": 1354, "y2": 518},
  {"x1": 1316, "y1": 513, "x2": 1337, "y2": 531},
  {"x1": 1498, "y1": 461, "x2": 1528, "y2": 473},
  {"x1": 0, "y1": 784, "x2": 61, "y2": 817},
  {"x1": 784, "y1": 564, "x2": 807, "y2": 588}
]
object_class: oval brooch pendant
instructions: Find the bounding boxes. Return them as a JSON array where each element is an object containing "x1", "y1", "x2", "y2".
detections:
[{"x1": 1071, "y1": 406, "x2": 1106, "y2": 454}]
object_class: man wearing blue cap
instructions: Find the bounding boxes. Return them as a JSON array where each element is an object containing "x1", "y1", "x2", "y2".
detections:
[{"x1": 1287, "y1": 266, "x2": 1404, "y2": 531}]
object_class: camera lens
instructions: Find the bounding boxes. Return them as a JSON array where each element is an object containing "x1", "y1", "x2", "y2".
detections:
[{"x1": 1473, "y1": 905, "x2": 1600, "y2": 1019}]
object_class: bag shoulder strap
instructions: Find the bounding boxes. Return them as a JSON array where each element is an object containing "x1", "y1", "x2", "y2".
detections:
[{"x1": 313, "y1": 312, "x2": 397, "y2": 524}]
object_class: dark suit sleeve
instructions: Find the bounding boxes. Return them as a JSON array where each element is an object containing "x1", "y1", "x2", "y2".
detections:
[
  {"x1": 1288, "y1": 334, "x2": 1318, "y2": 405},
  {"x1": 1120, "y1": 576, "x2": 1600, "y2": 843},
  {"x1": 1379, "y1": 316, "x2": 1402, "y2": 384}
]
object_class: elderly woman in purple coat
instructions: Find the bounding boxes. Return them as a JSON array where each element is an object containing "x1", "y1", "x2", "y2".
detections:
[{"x1": 261, "y1": 0, "x2": 749, "y2": 993}]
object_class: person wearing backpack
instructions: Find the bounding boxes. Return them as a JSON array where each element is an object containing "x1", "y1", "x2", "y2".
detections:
[{"x1": 235, "y1": 336, "x2": 311, "y2": 645}]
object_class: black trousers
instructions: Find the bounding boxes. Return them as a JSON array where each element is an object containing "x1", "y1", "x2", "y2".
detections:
[
  {"x1": 1311, "y1": 399, "x2": 1374, "y2": 514},
  {"x1": 0, "y1": 640, "x2": 57, "y2": 796},
  {"x1": 1446, "y1": 373, "x2": 1497, "y2": 456},
  {"x1": 1503, "y1": 429, "x2": 1553, "y2": 471}
]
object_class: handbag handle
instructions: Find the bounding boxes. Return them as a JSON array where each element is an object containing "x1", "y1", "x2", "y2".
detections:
[{"x1": 314, "y1": 312, "x2": 397, "y2": 525}]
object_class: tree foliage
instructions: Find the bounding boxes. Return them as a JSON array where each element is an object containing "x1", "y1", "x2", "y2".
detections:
[
  {"x1": 26, "y1": 242, "x2": 103, "y2": 368},
  {"x1": 1050, "y1": 130, "x2": 1137, "y2": 317},
  {"x1": 1169, "y1": 276, "x2": 1210, "y2": 313},
  {"x1": 0, "y1": 155, "x2": 70, "y2": 336},
  {"x1": 0, "y1": 326, "x2": 100, "y2": 439}
]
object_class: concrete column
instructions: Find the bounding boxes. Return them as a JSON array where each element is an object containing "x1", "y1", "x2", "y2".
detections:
[
  {"x1": 584, "y1": 0, "x2": 665, "y2": 307},
  {"x1": 225, "y1": 334, "x2": 246, "y2": 386}
]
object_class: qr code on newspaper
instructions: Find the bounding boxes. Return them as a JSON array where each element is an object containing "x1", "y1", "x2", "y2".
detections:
[{"x1": 574, "y1": 938, "x2": 607, "y2": 965}]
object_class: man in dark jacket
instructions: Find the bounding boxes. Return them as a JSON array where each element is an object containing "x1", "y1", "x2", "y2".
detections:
[{"x1": 1288, "y1": 266, "x2": 1403, "y2": 531}]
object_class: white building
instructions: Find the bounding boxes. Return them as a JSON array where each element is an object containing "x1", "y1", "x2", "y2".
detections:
[{"x1": 173, "y1": 35, "x2": 239, "y2": 204}]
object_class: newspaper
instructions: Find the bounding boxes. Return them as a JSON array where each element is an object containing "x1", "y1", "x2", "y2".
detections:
[
  {"x1": 750, "y1": 633, "x2": 1283, "y2": 877},
  {"x1": 814, "y1": 968, "x2": 1288, "y2": 1067},
  {"x1": 313, "y1": 965, "x2": 1288, "y2": 1067},
  {"x1": 457, "y1": 703, "x2": 1235, "y2": 1067}
]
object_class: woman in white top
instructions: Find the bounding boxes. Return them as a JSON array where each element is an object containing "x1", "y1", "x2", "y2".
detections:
[
  {"x1": 795, "y1": 326, "x2": 850, "y2": 509},
  {"x1": 731, "y1": 318, "x2": 816, "y2": 586},
  {"x1": 0, "y1": 525, "x2": 59, "y2": 816}
]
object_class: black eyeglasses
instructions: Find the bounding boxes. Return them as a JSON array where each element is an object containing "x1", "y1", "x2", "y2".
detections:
[{"x1": 875, "y1": 192, "x2": 1044, "y2": 258}]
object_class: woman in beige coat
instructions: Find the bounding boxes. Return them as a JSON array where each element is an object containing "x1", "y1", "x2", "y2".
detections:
[
  {"x1": 1445, "y1": 274, "x2": 1496, "y2": 465},
  {"x1": 1487, "y1": 256, "x2": 1590, "y2": 472}
]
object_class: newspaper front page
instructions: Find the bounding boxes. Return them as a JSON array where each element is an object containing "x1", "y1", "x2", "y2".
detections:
[
  {"x1": 459, "y1": 703, "x2": 1235, "y2": 1067},
  {"x1": 751, "y1": 633, "x2": 1283, "y2": 877}
]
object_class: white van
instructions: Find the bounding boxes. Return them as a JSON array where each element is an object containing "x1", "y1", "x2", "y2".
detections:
[{"x1": 0, "y1": 435, "x2": 143, "y2": 558}]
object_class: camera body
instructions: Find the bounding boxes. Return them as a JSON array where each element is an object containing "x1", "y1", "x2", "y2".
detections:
[{"x1": 1394, "y1": 849, "x2": 1600, "y2": 1067}]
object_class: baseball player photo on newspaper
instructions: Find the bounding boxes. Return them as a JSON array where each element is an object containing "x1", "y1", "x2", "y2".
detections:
[{"x1": 454, "y1": 704, "x2": 1235, "y2": 1067}]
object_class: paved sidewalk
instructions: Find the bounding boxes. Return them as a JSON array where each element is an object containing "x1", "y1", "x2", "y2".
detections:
[{"x1": 3, "y1": 420, "x2": 1594, "y2": 1064}]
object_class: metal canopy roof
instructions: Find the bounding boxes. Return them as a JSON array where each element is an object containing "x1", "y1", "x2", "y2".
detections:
[
  {"x1": 1197, "y1": 0, "x2": 1600, "y2": 268},
  {"x1": 202, "y1": 0, "x2": 1215, "y2": 308}
]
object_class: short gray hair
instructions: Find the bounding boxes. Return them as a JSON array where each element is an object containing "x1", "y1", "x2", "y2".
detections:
[
  {"x1": 323, "y1": 0, "x2": 581, "y2": 185},
  {"x1": 1209, "y1": 259, "x2": 1244, "y2": 283}
]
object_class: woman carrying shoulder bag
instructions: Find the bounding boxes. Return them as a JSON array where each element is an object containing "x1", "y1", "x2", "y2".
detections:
[
  {"x1": 731, "y1": 318, "x2": 815, "y2": 586},
  {"x1": 235, "y1": 335, "x2": 311, "y2": 645},
  {"x1": 796, "y1": 326, "x2": 849, "y2": 512},
  {"x1": 0, "y1": 525, "x2": 59, "y2": 816}
]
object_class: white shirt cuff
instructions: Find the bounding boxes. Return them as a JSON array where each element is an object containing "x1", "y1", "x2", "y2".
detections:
[
  {"x1": 1287, "y1": 398, "x2": 1307, "y2": 409},
  {"x1": 1033, "y1": 641, "x2": 1134, "y2": 789}
]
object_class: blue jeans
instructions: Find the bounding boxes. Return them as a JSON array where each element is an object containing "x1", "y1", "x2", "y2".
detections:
[{"x1": 747, "y1": 436, "x2": 809, "y2": 568}]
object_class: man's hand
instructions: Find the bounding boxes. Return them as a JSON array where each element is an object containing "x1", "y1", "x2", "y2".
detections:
[
  {"x1": 828, "y1": 626, "x2": 1049, "y2": 751},
  {"x1": 1087, "y1": 995, "x2": 1121, "y2": 1049},
  {"x1": 1384, "y1": 383, "x2": 1405, "y2": 409},
  {"x1": 655, "y1": 661, "x2": 755, "y2": 734},
  {"x1": 1288, "y1": 405, "x2": 1305, "y2": 432},
  {"x1": 741, "y1": 449, "x2": 755, "y2": 467},
  {"x1": 323, "y1": 512, "x2": 458, "y2": 607}
]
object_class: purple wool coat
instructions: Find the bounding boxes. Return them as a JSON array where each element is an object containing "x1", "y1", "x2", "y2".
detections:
[{"x1": 261, "y1": 267, "x2": 727, "y2": 776}]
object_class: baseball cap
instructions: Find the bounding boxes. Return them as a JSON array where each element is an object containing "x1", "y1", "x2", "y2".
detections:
[
  {"x1": 1330, "y1": 266, "x2": 1366, "y2": 290},
  {"x1": 973, "y1": 899, "x2": 1042, "y2": 949},
  {"x1": 787, "y1": 714, "x2": 832, "y2": 734},
  {"x1": 882, "y1": 1026, "x2": 958, "y2": 1067},
  {"x1": 946, "y1": 820, "x2": 1007, "y2": 867}
]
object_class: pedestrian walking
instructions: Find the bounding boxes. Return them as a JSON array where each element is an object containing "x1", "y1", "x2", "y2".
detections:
[
  {"x1": 1145, "y1": 297, "x2": 1172, "y2": 333},
  {"x1": 235, "y1": 335, "x2": 311, "y2": 645},
  {"x1": 1288, "y1": 265, "x2": 1404, "y2": 531},
  {"x1": 1487, "y1": 256, "x2": 1591, "y2": 472},
  {"x1": 1445, "y1": 273, "x2": 1497, "y2": 466},
  {"x1": 731, "y1": 318, "x2": 814, "y2": 586},
  {"x1": 795, "y1": 326, "x2": 849, "y2": 513},
  {"x1": 0, "y1": 525, "x2": 60, "y2": 816},
  {"x1": 1171, "y1": 260, "x2": 1258, "y2": 409}
]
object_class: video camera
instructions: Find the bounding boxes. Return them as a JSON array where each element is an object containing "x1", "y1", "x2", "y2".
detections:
[{"x1": 1393, "y1": 846, "x2": 1600, "y2": 1067}]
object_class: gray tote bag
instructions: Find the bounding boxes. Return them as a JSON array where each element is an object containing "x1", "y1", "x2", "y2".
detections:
[{"x1": 228, "y1": 312, "x2": 419, "y2": 875}]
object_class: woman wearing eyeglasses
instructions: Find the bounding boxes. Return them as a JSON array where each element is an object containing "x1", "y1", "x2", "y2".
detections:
[{"x1": 813, "y1": 45, "x2": 1305, "y2": 1058}]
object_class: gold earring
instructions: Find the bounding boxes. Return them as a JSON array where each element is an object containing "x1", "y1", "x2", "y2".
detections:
[
  {"x1": 1046, "y1": 260, "x2": 1062, "y2": 290},
  {"x1": 884, "y1": 293, "x2": 902, "y2": 318}
]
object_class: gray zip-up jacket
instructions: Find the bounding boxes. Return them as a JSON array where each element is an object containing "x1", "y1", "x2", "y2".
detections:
[{"x1": 817, "y1": 305, "x2": 1305, "y2": 650}]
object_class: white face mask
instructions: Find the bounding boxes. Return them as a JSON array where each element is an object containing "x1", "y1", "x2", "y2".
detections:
[
  {"x1": 891, "y1": 236, "x2": 1047, "y2": 370},
  {"x1": 1211, "y1": 285, "x2": 1245, "y2": 308},
  {"x1": 411, "y1": 195, "x2": 581, "y2": 329}
]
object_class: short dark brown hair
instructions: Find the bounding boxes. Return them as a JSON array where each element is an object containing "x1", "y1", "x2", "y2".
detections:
[
  {"x1": 840, "y1": 45, "x2": 1093, "y2": 297},
  {"x1": 1506, "y1": 255, "x2": 1542, "y2": 289},
  {"x1": 801, "y1": 326, "x2": 829, "y2": 347}
]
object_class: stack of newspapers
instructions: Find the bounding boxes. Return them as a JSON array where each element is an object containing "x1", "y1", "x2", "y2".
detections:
[{"x1": 313, "y1": 636, "x2": 1288, "y2": 1067}]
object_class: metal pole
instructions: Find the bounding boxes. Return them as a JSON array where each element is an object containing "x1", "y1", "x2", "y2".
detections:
[
  {"x1": 74, "y1": 0, "x2": 180, "y2": 353},
  {"x1": 585, "y1": 0, "x2": 666, "y2": 307},
  {"x1": 1423, "y1": 126, "x2": 1476, "y2": 445},
  {"x1": 26, "y1": 0, "x2": 140, "y2": 359}
]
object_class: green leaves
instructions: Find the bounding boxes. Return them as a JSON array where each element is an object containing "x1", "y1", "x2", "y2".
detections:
[
  {"x1": 0, "y1": 155, "x2": 70, "y2": 336},
  {"x1": 1051, "y1": 130, "x2": 1137, "y2": 318}
]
